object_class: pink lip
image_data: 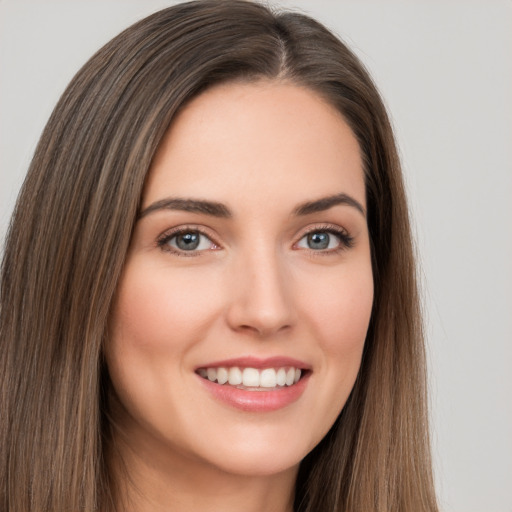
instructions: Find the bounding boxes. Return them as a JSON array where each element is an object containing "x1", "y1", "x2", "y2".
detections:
[
  {"x1": 195, "y1": 355, "x2": 311, "y2": 371},
  {"x1": 197, "y1": 372, "x2": 310, "y2": 412},
  {"x1": 195, "y1": 356, "x2": 312, "y2": 412}
]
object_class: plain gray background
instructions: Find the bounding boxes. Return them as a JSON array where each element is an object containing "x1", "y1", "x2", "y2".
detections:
[{"x1": 1, "y1": 1, "x2": 511, "y2": 511}]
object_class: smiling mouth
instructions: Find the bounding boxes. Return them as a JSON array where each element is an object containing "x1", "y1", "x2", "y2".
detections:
[{"x1": 196, "y1": 366, "x2": 304, "y2": 390}]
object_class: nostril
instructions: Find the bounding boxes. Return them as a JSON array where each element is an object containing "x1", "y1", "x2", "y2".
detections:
[{"x1": 236, "y1": 321, "x2": 292, "y2": 338}]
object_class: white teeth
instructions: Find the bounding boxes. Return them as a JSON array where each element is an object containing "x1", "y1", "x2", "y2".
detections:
[
  {"x1": 217, "y1": 367, "x2": 229, "y2": 385},
  {"x1": 199, "y1": 366, "x2": 304, "y2": 388},
  {"x1": 242, "y1": 368, "x2": 260, "y2": 387},
  {"x1": 228, "y1": 367, "x2": 243, "y2": 386},
  {"x1": 260, "y1": 368, "x2": 277, "y2": 388},
  {"x1": 285, "y1": 368, "x2": 295, "y2": 386}
]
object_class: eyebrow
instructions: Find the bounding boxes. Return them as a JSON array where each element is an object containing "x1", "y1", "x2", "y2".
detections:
[
  {"x1": 293, "y1": 193, "x2": 366, "y2": 217},
  {"x1": 138, "y1": 192, "x2": 366, "y2": 220},
  {"x1": 138, "y1": 198, "x2": 232, "y2": 219}
]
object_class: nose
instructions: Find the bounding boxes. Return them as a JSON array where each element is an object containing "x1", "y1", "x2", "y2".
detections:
[{"x1": 225, "y1": 247, "x2": 296, "y2": 338}]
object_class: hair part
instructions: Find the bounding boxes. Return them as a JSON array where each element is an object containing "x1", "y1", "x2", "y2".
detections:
[{"x1": 0, "y1": 1, "x2": 438, "y2": 510}]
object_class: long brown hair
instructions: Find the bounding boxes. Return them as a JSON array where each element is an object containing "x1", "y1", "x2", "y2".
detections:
[{"x1": 0, "y1": 1, "x2": 438, "y2": 510}]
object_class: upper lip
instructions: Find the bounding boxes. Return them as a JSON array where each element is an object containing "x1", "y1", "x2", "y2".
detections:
[{"x1": 195, "y1": 356, "x2": 311, "y2": 371}]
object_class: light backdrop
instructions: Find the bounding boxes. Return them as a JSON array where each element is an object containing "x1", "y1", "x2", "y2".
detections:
[{"x1": 1, "y1": 2, "x2": 511, "y2": 510}]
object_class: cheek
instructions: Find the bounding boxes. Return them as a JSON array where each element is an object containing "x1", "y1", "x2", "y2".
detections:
[
  {"x1": 105, "y1": 262, "x2": 225, "y2": 430},
  {"x1": 294, "y1": 260, "x2": 373, "y2": 448},
  {"x1": 303, "y1": 263, "x2": 374, "y2": 353},
  {"x1": 109, "y1": 262, "x2": 222, "y2": 356},
  {"x1": 300, "y1": 258, "x2": 373, "y2": 417}
]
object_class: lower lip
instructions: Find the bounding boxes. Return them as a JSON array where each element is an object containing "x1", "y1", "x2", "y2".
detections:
[{"x1": 197, "y1": 373, "x2": 310, "y2": 412}]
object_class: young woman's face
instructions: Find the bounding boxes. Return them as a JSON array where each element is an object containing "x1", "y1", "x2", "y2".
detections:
[{"x1": 107, "y1": 81, "x2": 373, "y2": 479}]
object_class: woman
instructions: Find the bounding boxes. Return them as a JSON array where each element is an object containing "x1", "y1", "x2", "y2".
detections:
[{"x1": 0, "y1": 1, "x2": 438, "y2": 511}]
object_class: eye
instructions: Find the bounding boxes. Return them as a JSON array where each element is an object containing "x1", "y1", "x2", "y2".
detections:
[
  {"x1": 158, "y1": 229, "x2": 218, "y2": 255},
  {"x1": 295, "y1": 228, "x2": 353, "y2": 252}
]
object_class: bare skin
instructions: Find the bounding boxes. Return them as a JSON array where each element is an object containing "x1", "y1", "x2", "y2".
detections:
[{"x1": 106, "y1": 80, "x2": 373, "y2": 511}]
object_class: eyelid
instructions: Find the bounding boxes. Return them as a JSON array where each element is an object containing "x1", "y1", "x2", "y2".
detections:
[
  {"x1": 156, "y1": 225, "x2": 221, "y2": 256},
  {"x1": 155, "y1": 222, "x2": 354, "y2": 257},
  {"x1": 293, "y1": 223, "x2": 354, "y2": 252}
]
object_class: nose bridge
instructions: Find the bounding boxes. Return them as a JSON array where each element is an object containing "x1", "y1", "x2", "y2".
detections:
[{"x1": 226, "y1": 241, "x2": 295, "y2": 336}]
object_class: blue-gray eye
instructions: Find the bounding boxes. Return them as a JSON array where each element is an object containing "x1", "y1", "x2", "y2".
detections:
[
  {"x1": 296, "y1": 231, "x2": 342, "y2": 251},
  {"x1": 168, "y1": 231, "x2": 213, "y2": 251}
]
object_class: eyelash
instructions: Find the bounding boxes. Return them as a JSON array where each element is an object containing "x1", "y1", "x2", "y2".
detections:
[
  {"x1": 296, "y1": 224, "x2": 355, "y2": 255},
  {"x1": 156, "y1": 224, "x2": 354, "y2": 257},
  {"x1": 156, "y1": 226, "x2": 219, "y2": 257}
]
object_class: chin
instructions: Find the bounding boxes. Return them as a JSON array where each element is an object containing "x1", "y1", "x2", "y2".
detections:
[
  {"x1": 181, "y1": 422, "x2": 320, "y2": 478},
  {"x1": 203, "y1": 448, "x2": 303, "y2": 478}
]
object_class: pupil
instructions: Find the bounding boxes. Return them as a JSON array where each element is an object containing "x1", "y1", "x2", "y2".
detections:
[
  {"x1": 308, "y1": 232, "x2": 329, "y2": 250},
  {"x1": 176, "y1": 232, "x2": 200, "y2": 250}
]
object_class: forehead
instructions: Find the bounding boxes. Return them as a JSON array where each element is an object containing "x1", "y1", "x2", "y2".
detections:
[{"x1": 144, "y1": 80, "x2": 365, "y2": 211}]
